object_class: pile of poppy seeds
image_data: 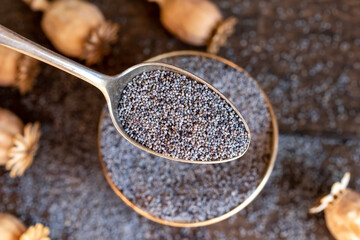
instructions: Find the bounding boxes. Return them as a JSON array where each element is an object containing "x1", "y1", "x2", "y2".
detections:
[
  {"x1": 101, "y1": 55, "x2": 274, "y2": 223},
  {"x1": 117, "y1": 70, "x2": 250, "y2": 161}
]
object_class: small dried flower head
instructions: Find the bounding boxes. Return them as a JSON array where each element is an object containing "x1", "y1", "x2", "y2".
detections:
[
  {"x1": 83, "y1": 21, "x2": 119, "y2": 65},
  {"x1": 0, "y1": 108, "x2": 41, "y2": 178},
  {"x1": 207, "y1": 17, "x2": 237, "y2": 54},
  {"x1": 0, "y1": 46, "x2": 40, "y2": 94},
  {"x1": 6, "y1": 122, "x2": 41, "y2": 178},
  {"x1": 16, "y1": 55, "x2": 41, "y2": 94},
  {"x1": 309, "y1": 172, "x2": 360, "y2": 240},
  {"x1": 20, "y1": 224, "x2": 50, "y2": 240},
  {"x1": 309, "y1": 172, "x2": 350, "y2": 213}
]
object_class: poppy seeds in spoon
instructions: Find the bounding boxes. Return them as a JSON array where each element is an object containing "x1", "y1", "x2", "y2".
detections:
[{"x1": 117, "y1": 70, "x2": 250, "y2": 161}]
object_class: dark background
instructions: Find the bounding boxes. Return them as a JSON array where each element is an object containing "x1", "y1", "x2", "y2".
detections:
[{"x1": 0, "y1": 0, "x2": 360, "y2": 239}]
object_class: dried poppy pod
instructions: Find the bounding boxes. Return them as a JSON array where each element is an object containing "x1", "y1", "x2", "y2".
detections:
[
  {"x1": 0, "y1": 46, "x2": 40, "y2": 94},
  {"x1": 309, "y1": 172, "x2": 360, "y2": 240},
  {"x1": 149, "y1": 0, "x2": 237, "y2": 54},
  {"x1": 0, "y1": 108, "x2": 41, "y2": 178},
  {"x1": 0, "y1": 213, "x2": 26, "y2": 240},
  {"x1": 23, "y1": 0, "x2": 119, "y2": 65},
  {"x1": 0, "y1": 213, "x2": 50, "y2": 240}
]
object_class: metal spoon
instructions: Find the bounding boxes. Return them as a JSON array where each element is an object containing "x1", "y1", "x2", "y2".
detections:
[{"x1": 0, "y1": 25, "x2": 250, "y2": 164}]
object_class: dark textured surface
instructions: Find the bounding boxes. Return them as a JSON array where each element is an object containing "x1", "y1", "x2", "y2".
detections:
[{"x1": 0, "y1": 0, "x2": 360, "y2": 239}]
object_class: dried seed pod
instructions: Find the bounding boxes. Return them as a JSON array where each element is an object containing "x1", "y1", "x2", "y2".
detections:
[
  {"x1": 309, "y1": 172, "x2": 360, "y2": 240},
  {"x1": 0, "y1": 46, "x2": 40, "y2": 94},
  {"x1": 23, "y1": 0, "x2": 119, "y2": 65},
  {"x1": 149, "y1": 0, "x2": 237, "y2": 54},
  {"x1": 0, "y1": 213, "x2": 50, "y2": 240},
  {"x1": 0, "y1": 108, "x2": 41, "y2": 178},
  {"x1": 0, "y1": 213, "x2": 26, "y2": 240}
]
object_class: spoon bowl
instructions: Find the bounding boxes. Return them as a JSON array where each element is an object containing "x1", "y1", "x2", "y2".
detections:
[{"x1": 0, "y1": 25, "x2": 250, "y2": 163}]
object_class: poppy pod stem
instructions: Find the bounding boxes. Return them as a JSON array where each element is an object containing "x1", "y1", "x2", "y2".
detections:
[
  {"x1": 148, "y1": 0, "x2": 165, "y2": 5},
  {"x1": 23, "y1": 0, "x2": 50, "y2": 12}
]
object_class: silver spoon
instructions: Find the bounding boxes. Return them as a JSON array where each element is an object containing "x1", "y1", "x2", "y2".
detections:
[{"x1": 0, "y1": 25, "x2": 250, "y2": 164}]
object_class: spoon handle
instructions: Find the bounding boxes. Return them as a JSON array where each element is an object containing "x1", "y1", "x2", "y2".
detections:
[{"x1": 0, "y1": 25, "x2": 108, "y2": 92}]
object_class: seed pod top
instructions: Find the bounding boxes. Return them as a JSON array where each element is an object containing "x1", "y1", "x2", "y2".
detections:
[
  {"x1": 149, "y1": 0, "x2": 237, "y2": 54},
  {"x1": 0, "y1": 108, "x2": 41, "y2": 178},
  {"x1": 23, "y1": 0, "x2": 119, "y2": 65},
  {"x1": 309, "y1": 172, "x2": 360, "y2": 240},
  {"x1": 19, "y1": 224, "x2": 50, "y2": 240},
  {"x1": 0, "y1": 46, "x2": 40, "y2": 94},
  {"x1": 0, "y1": 213, "x2": 50, "y2": 240}
]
